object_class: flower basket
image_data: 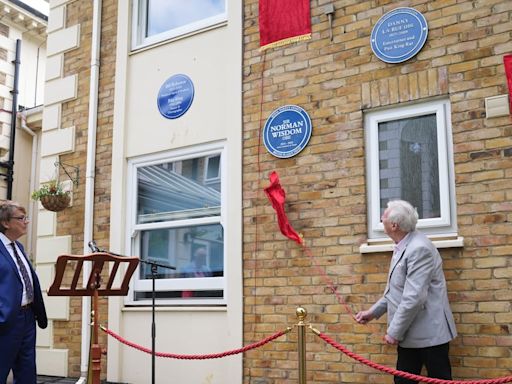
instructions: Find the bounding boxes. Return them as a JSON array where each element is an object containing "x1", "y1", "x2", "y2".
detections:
[{"x1": 39, "y1": 194, "x2": 71, "y2": 212}]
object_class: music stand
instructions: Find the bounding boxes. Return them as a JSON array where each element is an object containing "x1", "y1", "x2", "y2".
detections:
[{"x1": 48, "y1": 252, "x2": 139, "y2": 384}]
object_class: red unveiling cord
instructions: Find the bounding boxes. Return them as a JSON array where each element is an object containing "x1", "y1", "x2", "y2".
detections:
[
  {"x1": 316, "y1": 330, "x2": 512, "y2": 384},
  {"x1": 101, "y1": 325, "x2": 290, "y2": 360}
]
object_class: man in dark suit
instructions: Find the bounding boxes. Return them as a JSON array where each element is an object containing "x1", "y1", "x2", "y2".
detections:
[
  {"x1": 355, "y1": 199, "x2": 457, "y2": 384},
  {"x1": 0, "y1": 201, "x2": 47, "y2": 383}
]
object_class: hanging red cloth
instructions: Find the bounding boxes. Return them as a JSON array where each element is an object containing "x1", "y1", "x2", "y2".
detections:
[
  {"x1": 259, "y1": 0, "x2": 311, "y2": 51},
  {"x1": 264, "y1": 171, "x2": 302, "y2": 245},
  {"x1": 504, "y1": 54, "x2": 512, "y2": 112}
]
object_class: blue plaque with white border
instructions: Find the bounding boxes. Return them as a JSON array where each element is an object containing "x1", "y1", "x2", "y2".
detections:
[
  {"x1": 263, "y1": 105, "x2": 312, "y2": 159},
  {"x1": 371, "y1": 7, "x2": 428, "y2": 64},
  {"x1": 157, "y1": 74, "x2": 194, "y2": 119}
]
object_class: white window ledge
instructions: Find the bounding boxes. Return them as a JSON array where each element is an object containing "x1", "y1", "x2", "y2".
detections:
[{"x1": 359, "y1": 236, "x2": 464, "y2": 254}]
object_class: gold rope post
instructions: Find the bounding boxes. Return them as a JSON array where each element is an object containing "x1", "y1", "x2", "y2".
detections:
[{"x1": 296, "y1": 307, "x2": 307, "y2": 384}]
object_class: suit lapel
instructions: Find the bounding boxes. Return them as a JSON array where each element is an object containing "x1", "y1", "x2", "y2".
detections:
[
  {"x1": 0, "y1": 240, "x2": 22, "y2": 282},
  {"x1": 386, "y1": 232, "x2": 416, "y2": 286},
  {"x1": 388, "y1": 248, "x2": 406, "y2": 277}
]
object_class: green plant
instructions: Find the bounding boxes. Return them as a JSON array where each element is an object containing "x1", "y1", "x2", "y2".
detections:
[{"x1": 31, "y1": 179, "x2": 69, "y2": 201}]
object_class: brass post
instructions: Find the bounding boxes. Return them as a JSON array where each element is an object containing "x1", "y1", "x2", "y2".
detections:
[{"x1": 296, "y1": 307, "x2": 307, "y2": 384}]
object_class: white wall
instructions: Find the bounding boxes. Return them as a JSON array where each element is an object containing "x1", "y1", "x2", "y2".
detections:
[
  {"x1": 18, "y1": 37, "x2": 46, "y2": 109},
  {"x1": 108, "y1": 1, "x2": 243, "y2": 383}
]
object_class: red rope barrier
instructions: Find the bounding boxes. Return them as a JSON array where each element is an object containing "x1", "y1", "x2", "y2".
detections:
[
  {"x1": 101, "y1": 325, "x2": 290, "y2": 360},
  {"x1": 315, "y1": 330, "x2": 512, "y2": 384}
]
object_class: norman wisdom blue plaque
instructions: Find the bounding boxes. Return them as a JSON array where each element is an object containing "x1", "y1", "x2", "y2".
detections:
[
  {"x1": 157, "y1": 74, "x2": 194, "y2": 119},
  {"x1": 263, "y1": 105, "x2": 312, "y2": 158},
  {"x1": 371, "y1": 7, "x2": 428, "y2": 64}
]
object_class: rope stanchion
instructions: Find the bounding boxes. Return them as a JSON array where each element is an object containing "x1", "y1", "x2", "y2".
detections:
[
  {"x1": 101, "y1": 325, "x2": 291, "y2": 360},
  {"x1": 312, "y1": 327, "x2": 512, "y2": 384}
]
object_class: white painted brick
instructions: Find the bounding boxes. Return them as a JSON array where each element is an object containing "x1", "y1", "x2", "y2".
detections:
[
  {"x1": 44, "y1": 293, "x2": 70, "y2": 320},
  {"x1": 36, "y1": 321, "x2": 52, "y2": 347},
  {"x1": 49, "y1": 0, "x2": 71, "y2": 9},
  {"x1": 42, "y1": 104, "x2": 61, "y2": 131},
  {"x1": 41, "y1": 126, "x2": 75, "y2": 156},
  {"x1": 47, "y1": 5, "x2": 65, "y2": 33},
  {"x1": 36, "y1": 235, "x2": 71, "y2": 263},
  {"x1": 39, "y1": 155, "x2": 59, "y2": 182},
  {"x1": 45, "y1": 75, "x2": 77, "y2": 105},
  {"x1": 36, "y1": 348, "x2": 68, "y2": 377},
  {"x1": 36, "y1": 264, "x2": 55, "y2": 291},
  {"x1": 47, "y1": 24, "x2": 80, "y2": 56},
  {"x1": 45, "y1": 54, "x2": 62, "y2": 81},
  {"x1": 36, "y1": 210, "x2": 56, "y2": 238}
]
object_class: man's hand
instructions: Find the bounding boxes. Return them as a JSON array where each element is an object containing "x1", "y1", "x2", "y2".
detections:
[
  {"x1": 355, "y1": 310, "x2": 375, "y2": 324},
  {"x1": 384, "y1": 334, "x2": 398, "y2": 345}
]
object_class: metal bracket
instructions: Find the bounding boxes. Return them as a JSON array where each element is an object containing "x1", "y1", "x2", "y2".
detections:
[
  {"x1": 55, "y1": 161, "x2": 79, "y2": 187},
  {"x1": 324, "y1": 4, "x2": 335, "y2": 42}
]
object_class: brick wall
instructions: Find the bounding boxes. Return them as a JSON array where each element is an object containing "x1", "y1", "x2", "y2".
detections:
[
  {"x1": 242, "y1": 1, "x2": 512, "y2": 383},
  {"x1": 53, "y1": 0, "x2": 117, "y2": 377}
]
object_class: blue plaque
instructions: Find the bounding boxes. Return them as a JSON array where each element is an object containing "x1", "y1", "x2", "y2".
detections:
[
  {"x1": 263, "y1": 105, "x2": 312, "y2": 158},
  {"x1": 157, "y1": 74, "x2": 194, "y2": 119},
  {"x1": 371, "y1": 7, "x2": 428, "y2": 64}
]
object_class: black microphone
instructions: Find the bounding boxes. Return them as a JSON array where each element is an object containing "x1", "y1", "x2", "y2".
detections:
[{"x1": 88, "y1": 240, "x2": 100, "y2": 252}]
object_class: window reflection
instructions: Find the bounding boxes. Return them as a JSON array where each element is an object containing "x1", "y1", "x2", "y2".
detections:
[
  {"x1": 134, "y1": 152, "x2": 224, "y2": 301},
  {"x1": 139, "y1": 224, "x2": 224, "y2": 280},
  {"x1": 378, "y1": 114, "x2": 440, "y2": 219},
  {"x1": 146, "y1": 0, "x2": 226, "y2": 38}
]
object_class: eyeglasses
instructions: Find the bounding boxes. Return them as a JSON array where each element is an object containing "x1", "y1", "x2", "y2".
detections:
[{"x1": 11, "y1": 216, "x2": 30, "y2": 222}]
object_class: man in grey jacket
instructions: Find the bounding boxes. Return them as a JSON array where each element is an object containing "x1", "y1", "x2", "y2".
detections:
[{"x1": 355, "y1": 200, "x2": 457, "y2": 384}]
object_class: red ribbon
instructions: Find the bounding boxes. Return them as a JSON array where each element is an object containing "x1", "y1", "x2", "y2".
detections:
[
  {"x1": 504, "y1": 54, "x2": 512, "y2": 113},
  {"x1": 264, "y1": 171, "x2": 302, "y2": 245}
]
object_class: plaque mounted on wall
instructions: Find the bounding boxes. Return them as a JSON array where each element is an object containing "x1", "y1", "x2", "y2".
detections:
[
  {"x1": 157, "y1": 74, "x2": 195, "y2": 119},
  {"x1": 371, "y1": 7, "x2": 428, "y2": 64},
  {"x1": 263, "y1": 105, "x2": 312, "y2": 159}
]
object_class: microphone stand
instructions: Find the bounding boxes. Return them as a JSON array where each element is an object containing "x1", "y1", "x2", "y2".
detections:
[{"x1": 88, "y1": 241, "x2": 176, "y2": 384}]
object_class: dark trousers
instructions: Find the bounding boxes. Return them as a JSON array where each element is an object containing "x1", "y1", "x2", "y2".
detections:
[
  {"x1": 395, "y1": 343, "x2": 452, "y2": 384},
  {"x1": 0, "y1": 307, "x2": 37, "y2": 384}
]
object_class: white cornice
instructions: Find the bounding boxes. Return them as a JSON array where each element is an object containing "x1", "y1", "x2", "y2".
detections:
[{"x1": 0, "y1": 0, "x2": 47, "y2": 42}]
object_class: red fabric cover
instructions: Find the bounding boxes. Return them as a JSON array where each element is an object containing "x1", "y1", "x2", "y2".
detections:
[
  {"x1": 504, "y1": 54, "x2": 512, "y2": 112},
  {"x1": 259, "y1": 0, "x2": 311, "y2": 49},
  {"x1": 264, "y1": 171, "x2": 302, "y2": 245}
]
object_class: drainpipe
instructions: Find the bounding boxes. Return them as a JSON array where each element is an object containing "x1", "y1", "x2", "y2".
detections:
[
  {"x1": 17, "y1": 111, "x2": 38, "y2": 255},
  {"x1": 0, "y1": 39, "x2": 21, "y2": 199},
  {"x1": 79, "y1": 0, "x2": 102, "y2": 379}
]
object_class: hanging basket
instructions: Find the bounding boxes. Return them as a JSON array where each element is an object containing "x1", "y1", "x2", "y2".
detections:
[{"x1": 40, "y1": 194, "x2": 71, "y2": 212}]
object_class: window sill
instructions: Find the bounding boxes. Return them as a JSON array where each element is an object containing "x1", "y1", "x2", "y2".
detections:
[
  {"x1": 122, "y1": 305, "x2": 227, "y2": 313},
  {"x1": 131, "y1": 20, "x2": 228, "y2": 54},
  {"x1": 359, "y1": 235, "x2": 464, "y2": 254}
]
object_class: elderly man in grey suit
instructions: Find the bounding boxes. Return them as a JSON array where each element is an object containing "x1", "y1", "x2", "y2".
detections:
[{"x1": 355, "y1": 200, "x2": 457, "y2": 384}]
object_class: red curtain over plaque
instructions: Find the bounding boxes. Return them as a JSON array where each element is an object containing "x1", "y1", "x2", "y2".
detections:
[
  {"x1": 259, "y1": 0, "x2": 311, "y2": 50},
  {"x1": 504, "y1": 54, "x2": 512, "y2": 112},
  {"x1": 264, "y1": 171, "x2": 303, "y2": 245}
]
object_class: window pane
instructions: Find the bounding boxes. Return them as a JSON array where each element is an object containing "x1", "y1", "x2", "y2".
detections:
[
  {"x1": 378, "y1": 114, "x2": 440, "y2": 219},
  {"x1": 146, "y1": 0, "x2": 226, "y2": 38},
  {"x1": 206, "y1": 155, "x2": 220, "y2": 179},
  {"x1": 139, "y1": 224, "x2": 224, "y2": 280},
  {"x1": 137, "y1": 156, "x2": 221, "y2": 224}
]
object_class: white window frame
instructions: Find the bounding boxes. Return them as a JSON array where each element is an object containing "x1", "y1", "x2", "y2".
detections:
[
  {"x1": 132, "y1": 0, "x2": 228, "y2": 50},
  {"x1": 364, "y1": 99, "x2": 458, "y2": 241},
  {"x1": 204, "y1": 154, "x2": 221, "y2": 185},
  {"x1": 125, "y1": 142, "x2": 226, "y2": 306}
]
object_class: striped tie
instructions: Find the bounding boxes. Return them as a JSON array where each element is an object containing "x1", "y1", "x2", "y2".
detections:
[{"x1": 11, "y1": 242, "x2": 34, "y2": 303}]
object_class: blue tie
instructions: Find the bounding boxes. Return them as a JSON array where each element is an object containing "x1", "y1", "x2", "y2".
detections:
[{"x1": 11, "y1": 242, "x2": 34, "y2": 303}]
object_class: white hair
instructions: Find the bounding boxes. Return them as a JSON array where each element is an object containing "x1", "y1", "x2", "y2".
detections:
[{"x1": 386, "y1": 200, "x2": 418, "y2": 232}]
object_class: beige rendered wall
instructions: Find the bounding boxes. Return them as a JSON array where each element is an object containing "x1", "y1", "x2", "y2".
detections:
[{"x1": 108, "y1": 1, "x2": 243, "y2": 383}]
